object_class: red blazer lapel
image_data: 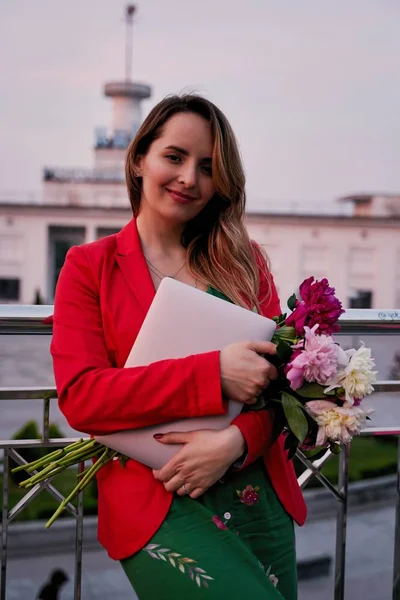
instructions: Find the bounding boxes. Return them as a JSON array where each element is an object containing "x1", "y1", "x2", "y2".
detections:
[{"x1": 115, "y1": 218, "x2": 155, "y2": 315}]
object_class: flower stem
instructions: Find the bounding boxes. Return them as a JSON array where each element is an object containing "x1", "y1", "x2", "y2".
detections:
[
  {"x1": 45, "y1": 449, "x2": 116, "y2": 529},
  {"x1": 11, "y1": 439, "x2": 87, "y2": 474}
]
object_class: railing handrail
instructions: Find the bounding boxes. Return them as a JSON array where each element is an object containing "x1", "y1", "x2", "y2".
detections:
[{"x1": 1, "y1": 305, "x2": 399, "y2": 335}]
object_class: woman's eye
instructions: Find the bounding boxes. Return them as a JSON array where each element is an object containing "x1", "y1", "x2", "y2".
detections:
[
  {"x1": 165, "y1": 154, "x2": 181, "y2": 163},
  {"x1": 201, "y1": 165, "x2": 212, "y2": 176}
]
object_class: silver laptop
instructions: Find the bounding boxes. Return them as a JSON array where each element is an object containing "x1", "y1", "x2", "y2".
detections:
[{"x1": 96, "y1": 277, "x2": 276, "y2": 469}]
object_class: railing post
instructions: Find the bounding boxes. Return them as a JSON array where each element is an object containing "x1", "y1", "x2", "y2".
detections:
[
  {"x1": 334, "y1": 443, "x2": 350, "y2": 600},
  {"x1": 1, "y1": 451, "x2": 9, "y2": 600},
  {"x1": 393, "y1": 436, "x2": 400, "y2": 600}
]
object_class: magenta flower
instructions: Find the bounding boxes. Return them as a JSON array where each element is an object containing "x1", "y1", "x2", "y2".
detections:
[
  {"x1": 286, "y1": 277, "x2": 345, "y2": 336},
  {"x1": 212, "y1": 516, "x2": 228, "y2": 530},
  {"x1": 286, "y1": 325, "x2": 340, "y2": 390},
  {"x1": 237, "y1": 485, "x2": 260, "y2": 506}
]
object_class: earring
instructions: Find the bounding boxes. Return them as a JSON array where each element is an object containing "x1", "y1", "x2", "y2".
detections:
[{"x1": 133, "y1": 168, "x2": 142, "y2": 177}]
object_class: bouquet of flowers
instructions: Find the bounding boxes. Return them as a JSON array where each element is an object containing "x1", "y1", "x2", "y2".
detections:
[
  {"x1": 263, "y1": 276, "x2": 377, "y2": 458},
  {"x1": 12, "y1": 276, "x2": 377, "y2": 527}
]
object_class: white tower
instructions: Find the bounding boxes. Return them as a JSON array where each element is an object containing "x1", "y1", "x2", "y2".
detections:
[
  {"x1": 94, "y1": 5, "x2": 151, "y2": 171},
  {"x1": 42, "y1": 4, "x2": 151, "y2": 208}
]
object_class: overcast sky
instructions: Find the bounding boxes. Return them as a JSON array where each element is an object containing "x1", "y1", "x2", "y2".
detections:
[{"x1": 1, "y1": 0, "x2": 399, "y2": 210}]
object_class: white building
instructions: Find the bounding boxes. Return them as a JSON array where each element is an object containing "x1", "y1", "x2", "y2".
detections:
[
  {"x1": 1, "y1": 168, "x2": 399, "y2": 309},
  {"x1": 246, "y1": 199, "x2": 400, "y2": 310},
  {"x1": 0, "y1": 6, "x2": 399, "y2": 309}
]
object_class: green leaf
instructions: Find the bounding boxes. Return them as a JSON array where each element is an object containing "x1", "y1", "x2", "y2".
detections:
[
  {"x1": 274, "y1": 326, "x2": 297, "y2": 342},
  {"x1": 281, "y1": 392, "x2": 309, "y2": 443},
  {"x1": 270, "y1": 406, "x2": 286, "y2": 446},
  {"x1": 296, "y1": 382, "x2": 332, "y2": 399},
  {"x1": 287, "y1": 294, "x2": 297, "y2": 311},
  {"x1": 330, "y1": 442, "x2": 342, "y2": 455},
  {"x1": 301, "y1": 447, "x2": 327, "y2": 460},
  {"x1": 119, "y1": 454, "x2": 129, "y2": 468},
  {"x1": 276, "y1": 340, "x2": 293, "y2": 362}
]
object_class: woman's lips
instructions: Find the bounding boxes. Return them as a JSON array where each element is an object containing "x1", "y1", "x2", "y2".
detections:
[{"x1": 166, "y1": 188, "x2": 197, "y2": 205}]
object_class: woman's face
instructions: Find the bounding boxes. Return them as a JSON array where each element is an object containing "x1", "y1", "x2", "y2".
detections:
[{"x1": 137, "y1": 112, "x2": 216, "y2": 225}]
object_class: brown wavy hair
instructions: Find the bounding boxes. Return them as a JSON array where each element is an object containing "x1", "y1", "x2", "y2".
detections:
[{"x1": 125, "y1": 94, "x2": 271, "y2": 310}]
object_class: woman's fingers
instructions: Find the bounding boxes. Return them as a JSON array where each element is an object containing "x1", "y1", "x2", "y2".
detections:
[
  {"x1": 189, "y1": 487, "x2": 204, "y2": 499},
  {"x1": 153, "y1": 459, "x2": 179, "y2": 483},
  {"x1": 166, "y1": 477, "x2": 203, "y2": 496},
  {"x1": 247, "y1": 340, "x2": 277, "y2": 355},
  {"x1": 163, "y1": 474, "x2": 186, "y2": 493},
  {"x1": 246, "y1": 397, "x2": 258, "y2": 405},
  {"x1": 267, "y1": 363, "x2": 278, "y2": 381}
]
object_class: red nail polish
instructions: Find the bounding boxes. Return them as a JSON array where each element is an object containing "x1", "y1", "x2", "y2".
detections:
[{"x1": 153, "y1": 434, "x2": 163, "y2": 440}]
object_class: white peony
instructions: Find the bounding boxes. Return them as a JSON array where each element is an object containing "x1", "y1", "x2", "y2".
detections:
[
  {"x1": 306, "y1": 400, "x2": 374, "y2": 446},
  {"x1": 325, "y1": 344, "x2": 377, "y2": 406}
]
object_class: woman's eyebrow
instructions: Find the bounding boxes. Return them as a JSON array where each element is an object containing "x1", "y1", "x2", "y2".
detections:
[
  {"x1": 165, "y1": 144, "x2": 189, "y2": 155},
  {"x1": 165, "y1": 145, "x2": 212, "y2": 162}
]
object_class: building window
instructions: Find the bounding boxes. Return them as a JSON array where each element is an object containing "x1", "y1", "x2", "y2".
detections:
[
  {"x1": 96, "y1": 227, "x2": 121, "y2": 239},
  {"x1": 300, "y1": 246, "x2": 328, "y2": 281},
  {"x1": 48, "y1": 226, "x2": 86, "y2": 299},
  {"x1": 349, "y1": 290, "x2": 373, "y2": 309},
  {"x1": 0, "y1": 278, "x2": 20, "y2": 301}
]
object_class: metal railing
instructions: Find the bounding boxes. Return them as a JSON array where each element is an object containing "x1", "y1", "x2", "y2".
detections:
[{"x1": 0, "y1": 307, "x2": 399, "y2": 600}]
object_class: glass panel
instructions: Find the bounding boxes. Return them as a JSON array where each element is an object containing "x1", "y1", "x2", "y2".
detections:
[{"x1": 0, "y1": 278, "x2": 20, "y2": 301}]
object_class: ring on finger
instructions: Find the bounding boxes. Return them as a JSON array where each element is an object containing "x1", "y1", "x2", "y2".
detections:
[{"x1": 181, "y1": 483, "x2": 190, "y2": 495}]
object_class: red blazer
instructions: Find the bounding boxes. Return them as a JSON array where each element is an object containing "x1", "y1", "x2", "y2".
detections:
[{"x1": 51, "y1": 218, "x2": 306, "y2": 560}]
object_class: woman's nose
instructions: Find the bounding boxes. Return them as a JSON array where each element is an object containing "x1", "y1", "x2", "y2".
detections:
[{"x1": 178, "y1": 164, "x2": 197, "y2": 188}]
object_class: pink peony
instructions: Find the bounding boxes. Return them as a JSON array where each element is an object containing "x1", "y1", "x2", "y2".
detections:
[
  {"x1": 286, "y1": 325, "x2": 340, "y2": 390},
  {"x1": 286, "y1": 277, "x2": 345, "y2": 336}
]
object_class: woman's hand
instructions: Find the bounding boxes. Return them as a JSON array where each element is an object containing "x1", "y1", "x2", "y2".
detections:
[
  {"x1": 152, "y1": 426, "x2": 246, "y2": 499},
  {"x1": 220, "y1": 341, "x2": 278, "y2": 404}
]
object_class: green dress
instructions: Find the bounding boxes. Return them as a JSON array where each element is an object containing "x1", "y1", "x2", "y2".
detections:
[{"x1": 121, "y1": 288, "x2": 297, "y2": 600}]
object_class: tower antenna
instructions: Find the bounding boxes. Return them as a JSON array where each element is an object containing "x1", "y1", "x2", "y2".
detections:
[{"x1": 125, "y1": 5, "x2": 136, "y2": 82}]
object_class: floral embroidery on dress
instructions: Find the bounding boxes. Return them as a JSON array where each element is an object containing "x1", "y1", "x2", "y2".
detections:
[
  {"x1": 258, "y1": 561, "x2": 279, "y2": 588},
  {"x1": 143, "y1": 543, "x2": 214, "y2": 589},
  {"x1": 212, "y1": 515, "x2": 228, "y2": 530},
  {"x1": 236, "y1": 484, "x2": 260, "y2": 506}
]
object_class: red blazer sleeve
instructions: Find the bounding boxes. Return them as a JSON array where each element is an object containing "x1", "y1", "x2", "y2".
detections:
[
  {"x1": 231, "y1": 248, "x2": 281, "y2": 470},
  {"x1": 51, "y1": 246, "x2": 225, "y2": 436}
]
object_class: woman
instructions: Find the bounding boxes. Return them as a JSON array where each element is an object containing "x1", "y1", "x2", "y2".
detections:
[{"x1": 51, "y1": 94, "x2": 306, "y2": 599}]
